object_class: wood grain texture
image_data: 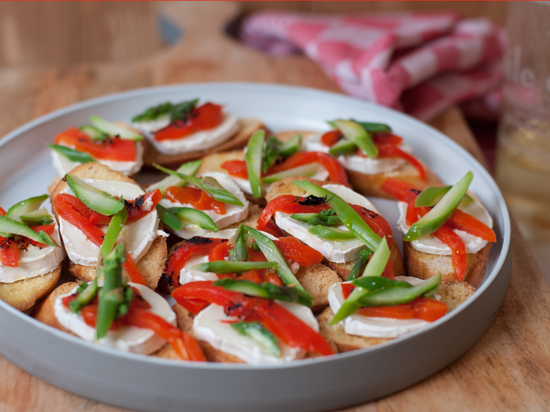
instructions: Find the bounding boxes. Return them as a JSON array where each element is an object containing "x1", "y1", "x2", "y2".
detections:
[{"x1": 1, "y1": 2, "x2": 548, "y2": 412}]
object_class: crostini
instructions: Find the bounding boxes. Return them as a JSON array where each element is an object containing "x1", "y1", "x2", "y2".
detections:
[
  {"x1": 261, "y1": 177, "x2": 406, "y2": 281},
  {"x1": 33, "y1": 243, "x2": 205, "y2": 361},
  {"x1": 0, "y1": 195, "x2": 64, "y2": 311},
  {"x1": 149, "y1": 162, "x2": 251, "y2": 240},
  {"x1": 164, "y1": 225, "x2": 341, "y2": 310},
  {"x1": 198, "y1": 130, "x2": 349, "y2": 205},
  {"x1": 130, "y1": 99, "x2": 267, "y2": 167},
  {"x1": 381, "y1": 174, "x2": 496, "y2": 287},
  {"x1": 317, "y1": 239, "x2": 475, "y2": 352},
  {"x1": 297, "y1": 119, "x2": 442, "y2": 198},
  {"x1": 171, "y1": 277, "x2": 335, "y2": 364},
  {"x1": 50, "y1": 163, "x2": 168, "y2": 290},
  {"x1": 48, "y1": 116, "x2": 145, "y2": 193}
]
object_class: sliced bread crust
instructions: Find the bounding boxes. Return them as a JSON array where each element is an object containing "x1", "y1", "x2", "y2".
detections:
[
  {"x1": 318, "y1": 280, "x2": 475, "y2": 352},
  {"x1": 403, "y1": 242, "x2": 491, "y2": 288},
  {"x1": 50, "y1": 162, "x2": 167, "y2": 290},
  {"x1": 1, "y1": 265, "x2": 62, "y2": 312}
]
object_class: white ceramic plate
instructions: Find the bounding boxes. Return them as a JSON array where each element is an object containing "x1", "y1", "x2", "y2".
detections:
[{"x1": 0, "y1": 83, "x2": 511, "y2": 412}]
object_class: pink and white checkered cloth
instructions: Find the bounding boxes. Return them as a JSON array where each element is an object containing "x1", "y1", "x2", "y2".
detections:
[{"x1": 241, "y1": 11, "x2": 505, "y2": 121}]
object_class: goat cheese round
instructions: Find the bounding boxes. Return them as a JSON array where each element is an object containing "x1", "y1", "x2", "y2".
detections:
[
  {"x1": 328, "y1": 277, "x2": 438, "y2": 338},
  {"x1": 54, "y1": 282, "x2": 176, "y2": 355},
  {"x1": 304, "y1": 132, "x2": 410, "y2": 175},
  {"x1": 134, "y1": 113, "x2": 239, "y2": 155},
  {"x1": 51, "y1": 141, "x2": 144, "y2": 177},
  {"x1": 160, "y1": 172, "x2": 249, "y2": 239},
  {"x1": 396, "y1": 199, "x2": 492, "y2": 255},
  {"x1": 275, "y1": 184, "x2": 379, "y2": 264},
  {"x1": 0, "y1": 224, "x2": 65, "y2": 283},
  {"x1": 193, "y1": 300, "x2": 318, "y2": 364},
  {"x1": 58, "y1": 179, "x2": 165, "y2": 266}
]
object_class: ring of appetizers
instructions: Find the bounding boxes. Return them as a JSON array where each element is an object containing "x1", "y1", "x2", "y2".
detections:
[{"x1": 0, "y1": 107, "x2": 498, "y2": 364}]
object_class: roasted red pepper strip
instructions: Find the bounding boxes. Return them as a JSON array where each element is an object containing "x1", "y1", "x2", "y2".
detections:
[
  {"x1": 358, "y1": 297, "x2": 447, "y2": 322},
  {"x1": 358, "y1": 144, "x2": 426, "y2": 181},
  {"x1": 274, "y1": 236, "x2": 323, "y2": 267},
  {"x1": 125, "y1": 189, "x2": 162, "y2": 223},
  {"x1": 222, "y1": 151, "x2": 350, "y2": 187},
  {"x1": 172, "y1": 281, "x2": 334, "y2": 356},
  {"x1": 154, "y1": 103, "x2": 223, "y2": 141},
  {"x1": 380, "y1": 177, "x2": 422, "y2": 203},
  {"x1": 320, "y1": 130, "x2": 342, "y2": 147},
  {"x1": 434, "y1": 226, "x2": 467, "y2": 281},
  {"x1": 341, "y1": 285, "x2": 446, "y2": 322},
  {"x1": 446, "y1": 209, "x2": 496, "y2": 243},
  {"x1": 54, "y1": 194, "x2": 146, "y2": 285},
  {"x1": 165, "y1": 186, "x2": 226, "y2": 215},
  {"x1": 165, "y1": 238, "x2": 226, "y2": 287},
  {"x1": 120, "y1": 307, "x2": 206, "y2": 361},
  {"x1": 372, "y1": 133, "x2": 404, "y2": 146},
  {"x1": 55, "y1": 128, "x2": 136, "y2": 162},
  {"x1": 266, "y1": 152, "x2": 349, "y2": 186},
  {"x1": 349, "y1": 204, "x2": 394, "y2": 249},
  {"x1": 0, "y1": 207, "x2": 18, "y2": 267},
  {"x1": 257, "y1": 195, "x2": 331, "y2": 232},
  {"x1": 221, "y1": 160, "x2": 248, "y2": 179}
]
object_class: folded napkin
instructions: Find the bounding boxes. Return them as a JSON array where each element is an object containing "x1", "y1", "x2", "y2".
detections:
[{"x1": 241, "y1": 11, "x2": 504, "y2": 121}]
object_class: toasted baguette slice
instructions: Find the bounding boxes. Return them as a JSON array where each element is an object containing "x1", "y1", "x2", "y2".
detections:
[
  {"x1": 318, "y1": 280, "x2": 476, "y2": 352},
  {"x1": 403, "y1": 242, "x2": 491, "y2": 288},
  {"x1": 142, "y1": 118, "x2": 267, "y2": 168},
  {"x1": 34, "y1": 281, "x2": 175, "y2": 358},
  {"x1": 280, "y1": 129, "x2": 443, "y2": 199},
  {"x1": 265, "y1": 176, "x2": 406, "y2": 279},
  {"x1": 50, "y1": 163, "x2": 167, "y2": 290},
  {"x1": 0, "y1": 266, "x2": 61, "y2": 312}
]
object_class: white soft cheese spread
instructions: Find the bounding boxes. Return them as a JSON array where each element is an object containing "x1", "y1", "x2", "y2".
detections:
[
  {"x1": 134, "y1": 113, "x2": 239, "y2": 155},
  {"x1": 275, "y1": 184, "x2": 379, "y2": 264},
  {"x1": 178, "y1": 229, "x2": 279, "y2": 285},
  {"x1": 0, "y1": 224, "x2": 65, "y2": 283},
  {"x1": 328, "y1": 277, "x2": 438, "y2": 338},
  {"x1": 396, "y1": 199, "x2": 492, "y2": 255},
  {"x1": 58, "y1": 179, "x2": 166, "y2": 266},
  {"x1": 160, "y1": 172, "x2": 249, "y2": 239},
  {"x1": 304, "y1": 132, "x2": 411, "y2": 175},
  {"x1": 193, "y1": 300, "x2": 318, "y2": 364},
  {"x1": 51, "y1": 141, "x2": 144, "y2": 177},
  {"x1": 54, "y1": 282, "x2": 176, "y2": 355}
]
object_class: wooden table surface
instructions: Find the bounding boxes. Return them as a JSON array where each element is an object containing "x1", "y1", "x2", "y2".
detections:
[{"x1": 1, "y1": 3, "x2": 549, "y2": 411}]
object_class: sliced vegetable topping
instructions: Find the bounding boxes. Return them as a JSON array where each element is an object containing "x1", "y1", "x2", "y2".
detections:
[
  {"x1": 147, "y1": 160, "x2": 202, "y2": 195},
  {"x1": 229, "y1": 224, "x2": 249, "y2": 262},
  {"x1": 154, "y1": 164, "x2": 243, "y2": 207},
  {"x1": 415, "y1": 186, "x2": 474, "y2": 208},
  {"x1": 49, "y1": 144, "x2": 96, "y2": 164},
  {"x1": 351, "y1": 120, "x2": 392, "y2": 133},
  {"x1": 172, "y1": 281, "x2": 333, "y2": 355},
  {"x1": 6, "y1": 194, "x2": 49, "y2": 223},
  {"x1": 156, "y1": 204, "x2": 183, "y2": 231},
  {"x1": 261, "y1": 163, "x2": 321, "y2": 184},
  {"x1": 292, "y1": 181, "x2": 383, "y2": 251},
  {"x1": 80, "y1": 125, "x2": 108, "y2": 141},
  {"x1": 246, "y1": 130, "x2": 265, "y2": 198},
  {"x1": 196, "y1": 261, "x2": 278, "y2": 274},
  {"x1": 132, "y1": 99, "x2": 199, "y2": 123},
  {"x1": 231, "y1": 321, "x2": 281, "y2": 356},
  {"x1": 245, "y1": 226, "x2": 311, "y2": 299},
  {"x1": 89, "y1": 116, "x2": 143, "y2": 141},
  {"x1": 0, "y1": 215, "x2": 57, "y2": 247},
  {"x1": 346, "y1": 249, "x2": 372, "y2": 281},
  {"x1": 152, "y1": 102, "x2": 223, "y2": 141},
  {"x1": 308, "y1": 225, "x2": 356, "y2": 240},
  {"x1": 167, "y1": 207, "x2": 219, "y2": 232},
  {"x1": 98, "y1": 203, "x2": 128, "y2": 259},
  {"x1": 214, "y1": 278, "x2": 311, "y2": 306},
  {"x1": 404, "y1": 171, "x2": 473, "y2": 241},
  {"x1": 65, "y1": 175, "x2": 124, "y2": 216},
  {"x1": 262, "y1": 134, "x2": 301, "y2": 173},
  {"x1": 290, "y1": 210, "x2": 341, "y2": 226},
  {"x1": 19, "y1": 208, "x2": 54, "y2": 226},
  {"x1": 330, "y1": 119, "x2": 378, "y2": 158}
]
